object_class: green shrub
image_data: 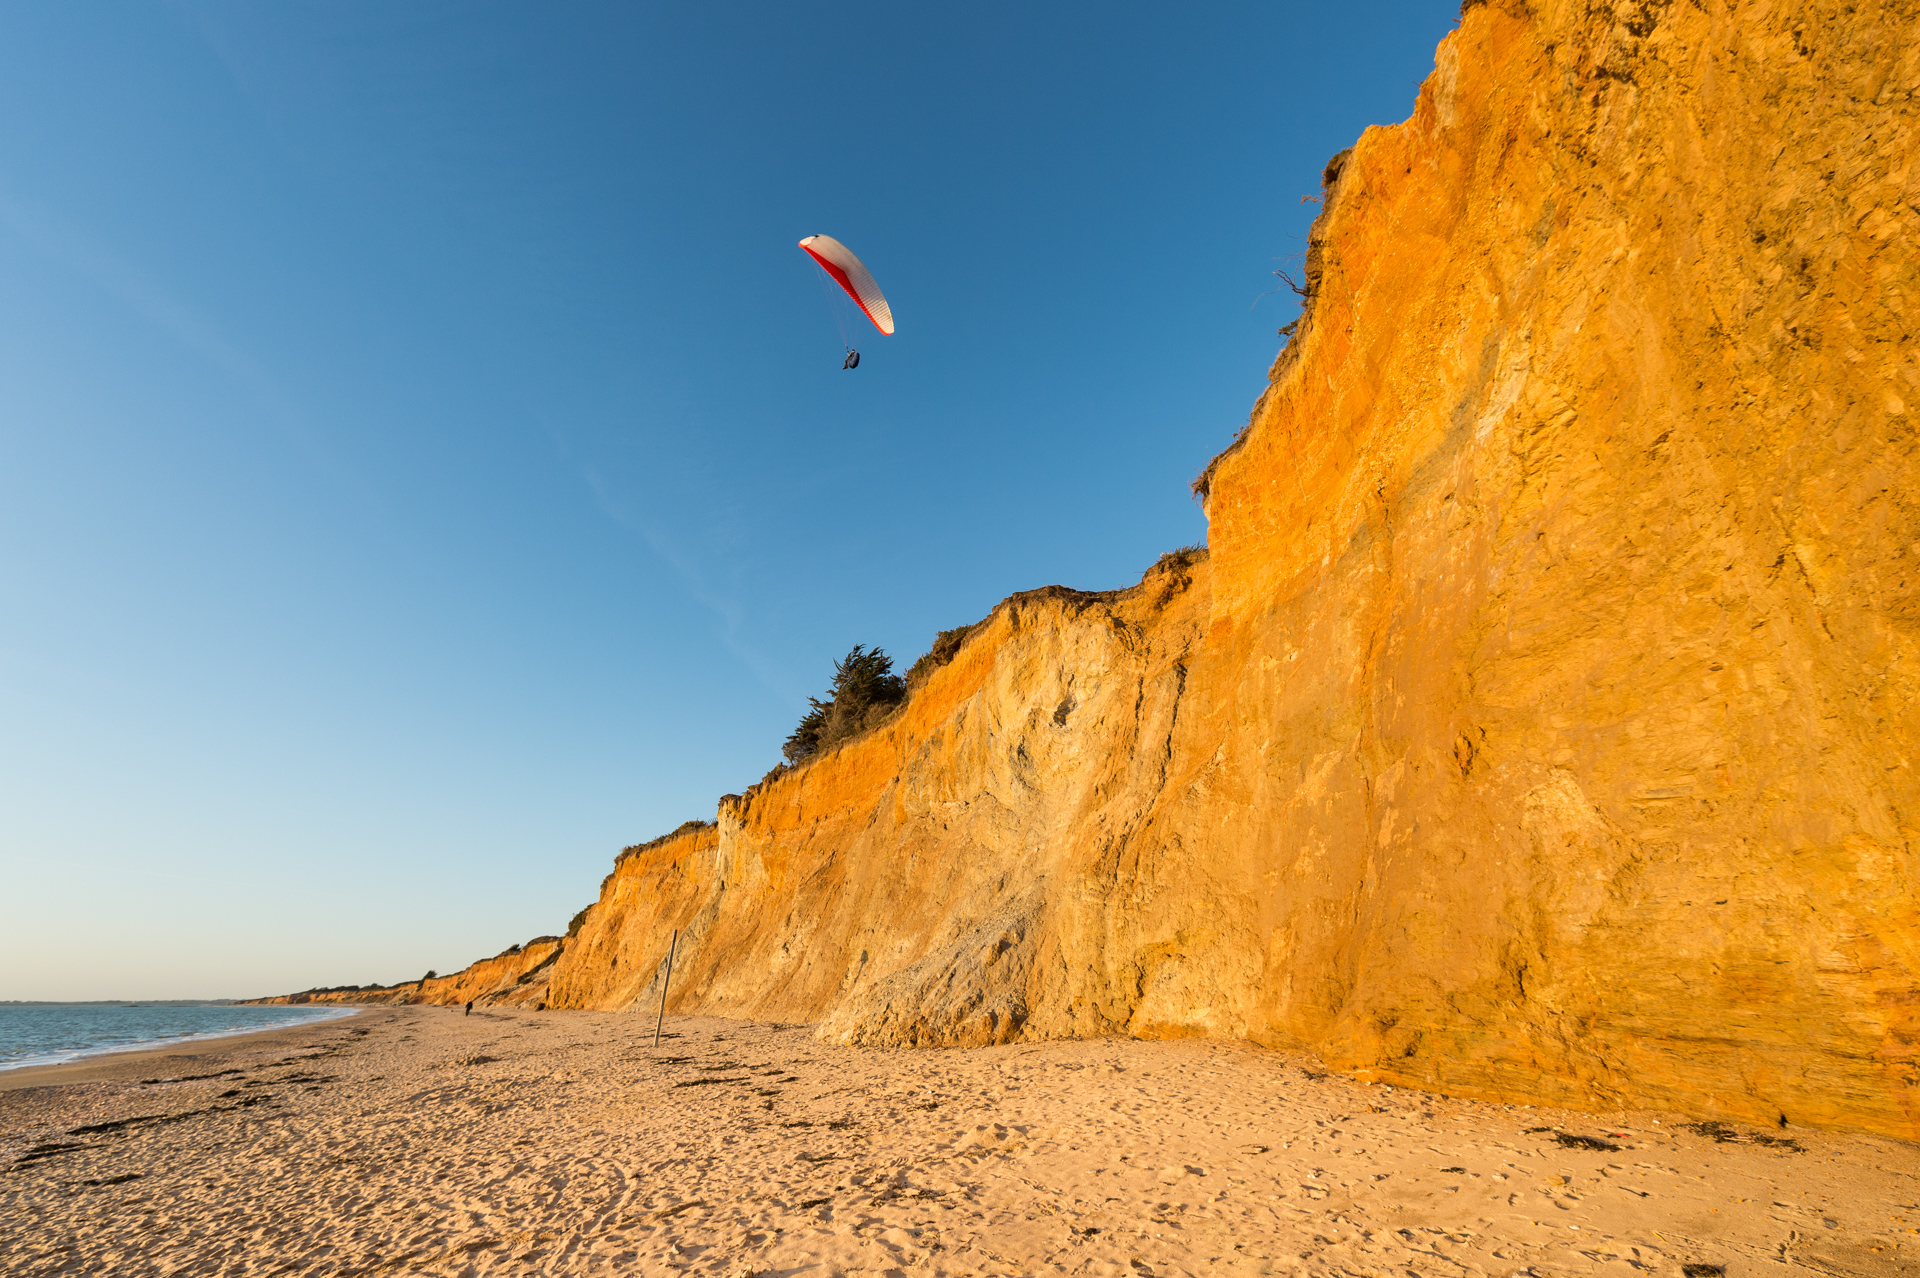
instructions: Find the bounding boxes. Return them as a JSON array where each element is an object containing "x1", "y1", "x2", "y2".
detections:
[
  {"x1": 566, "y1": 908, "x2": 590, "y2": 938},
  {"x1": 782, "y1": 699, "x2": 829, "y2": 763},
  {"x1": 782, "y1": 644, "x2": 907, "y2": 764},
  {"x1": 905, "y1": 623, "x2": 981, "y2": 687}
]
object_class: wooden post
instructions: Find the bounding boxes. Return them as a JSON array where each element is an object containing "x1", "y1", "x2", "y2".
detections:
[{"x1": 653, "y1": 928, "x2": 679, "y2": 1050}]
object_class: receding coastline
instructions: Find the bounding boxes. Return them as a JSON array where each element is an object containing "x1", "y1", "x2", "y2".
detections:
[
  {"x1": 0, "y1": 1010, "x2": 360, "y2": 1091},
  {"x1": 0, "y1": 1005, "x2": 358, "y2": 1076}
]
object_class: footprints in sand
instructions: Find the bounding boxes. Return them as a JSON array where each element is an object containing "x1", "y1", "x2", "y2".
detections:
[
  {"x1": 4, "y1": 1009, "x2": 1915, "y2": 1276},
  {"x1": 0, "y1": 1034, "x2": 368, "y2": 1219}
]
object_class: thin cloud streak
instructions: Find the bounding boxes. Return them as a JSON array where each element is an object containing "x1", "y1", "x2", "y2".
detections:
[
  {"x1": 0, "y1": 192, "x2": 363, "y2": 494},
  {"x1": 579, "y1": 467, "x2": 799, "y2": 710}
]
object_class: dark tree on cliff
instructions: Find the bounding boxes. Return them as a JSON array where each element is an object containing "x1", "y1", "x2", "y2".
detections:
[{"x1": 782, "y1": 645, "x2": 907, "y2": 764}]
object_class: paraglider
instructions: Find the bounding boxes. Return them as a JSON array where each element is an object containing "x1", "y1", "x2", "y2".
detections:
[{"x1": 799, "y1": 234, "x2": 893, "y2": 369}]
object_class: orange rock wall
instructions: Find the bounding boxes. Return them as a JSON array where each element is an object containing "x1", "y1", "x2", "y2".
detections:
[
  {"x1": 546, "y1": 826, "x2": 722, "y2": 1011},
  {"x1": 246, "y1": 938, "x2": 565, "y2": 1009},
  {"x1": 1184, "y1": 0, "x2": 1920, "y2": 1138},
  {"x1": 549, "y1": 573, "x2": 1213, "y2": 1041},
  {"x1": 417, "y1": 939, "x2": 564, "y2": 1008}
]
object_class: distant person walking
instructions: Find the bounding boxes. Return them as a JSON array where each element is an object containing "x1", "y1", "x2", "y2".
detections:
[{"x1": 465, "y1": 1001, "x2": 473, "y2": 1016}]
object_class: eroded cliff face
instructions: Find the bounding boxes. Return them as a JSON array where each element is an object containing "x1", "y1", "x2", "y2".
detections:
[
  {"x1": 248, "y1": 938, "x2": 564, "y2": 1009},
  {"x1": 1177, "y1": 0, "x2": 1920, "y2": 1133},
  {"x1": 547, "y1": 824, "x2": 722, "y2": 1012},
  {"x1": 1176, "y1": 0, "x2": 1920, "y2": 1136},
  {"x1": 267, "y1": 0, "x2": 1920, "y2": 1138},
  {"x1": 546, "y1": 572, "x2": 1213, "y2": 1041},
  {"x1": 542, "y1": 0, "x2": 1920, "y2": 1140}
]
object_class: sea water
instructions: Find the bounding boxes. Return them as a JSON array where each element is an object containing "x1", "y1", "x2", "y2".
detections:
[{"x1": 0, "y1": 1003, "x2": 357, "y2": 1071}]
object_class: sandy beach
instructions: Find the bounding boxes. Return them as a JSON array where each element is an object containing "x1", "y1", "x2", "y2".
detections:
[{"x1": 2, "y1": 1008, "x2": 1914, "y2": 1277}]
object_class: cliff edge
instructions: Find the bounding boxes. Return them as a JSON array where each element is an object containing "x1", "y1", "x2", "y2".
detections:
[{"x1": 263, "y1": 0, "x2": 1920, "y2": 1139}]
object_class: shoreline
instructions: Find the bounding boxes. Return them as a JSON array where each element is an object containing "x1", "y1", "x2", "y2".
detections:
[
  {"x1": 4, "y1": 1007, "x2": 1914, "y2": 1275},
  {"x1": 0, "y1": 1006, "x2": 363, "y2": 1091}
]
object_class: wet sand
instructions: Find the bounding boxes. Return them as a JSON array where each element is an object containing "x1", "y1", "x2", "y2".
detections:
[
  {"x1": 0, "y1": 1010, "x2": 364, "y2": 1091},
  {"x1": 2, "y1": 1006, "x2": 1914, "y2": 1276}
]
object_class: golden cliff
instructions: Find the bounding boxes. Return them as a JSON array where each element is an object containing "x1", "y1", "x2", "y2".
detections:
[
  {"x1": 246, "y1": 938, "x2": 564, "y2": 1009},
  {"x1": 264, "y1": 0, "x2": 1920, "y2": 1139}
]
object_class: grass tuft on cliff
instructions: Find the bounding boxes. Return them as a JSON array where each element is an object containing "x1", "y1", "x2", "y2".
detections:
[
  {"x1": 616, "y1": 819, "x2": 718, "y2": 866},
  {"x1": 1142, "y1": 544, "x2": 1207, "y2": 581},
  {"x1": 905, "y1": 623, "x2": 982, "y2": 688}
]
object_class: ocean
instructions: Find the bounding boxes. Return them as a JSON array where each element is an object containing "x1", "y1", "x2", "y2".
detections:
[{"x1": 0, "y1": 1003, "x2": 357, "y2": 1071}]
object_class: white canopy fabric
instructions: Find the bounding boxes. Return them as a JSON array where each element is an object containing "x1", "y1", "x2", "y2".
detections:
[{"x1": 798, "y1": 235, "x2": 894, "y2": 336}]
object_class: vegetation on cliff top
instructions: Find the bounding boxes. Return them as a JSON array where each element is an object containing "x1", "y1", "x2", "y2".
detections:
[
  {"x1": 905, "y1": 623, "x2": 982, "y2": 687},
  {"x1": 1144, "y1": 544, "x2": 1206, "y2": 580},
  {"x1": 616, "y1": 819, "x2": 717, "y2": 864},
  {"x1": 782, "y1": 645, "x2": 907, "y2": 764},
  {"x1": 769, "y1": 552, "x2": 1202, "y2": 777}
]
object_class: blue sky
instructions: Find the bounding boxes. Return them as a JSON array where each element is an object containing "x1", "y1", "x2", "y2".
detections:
[{"x1": 1, "y1": 1, "x2": 1459, "y2": 999}]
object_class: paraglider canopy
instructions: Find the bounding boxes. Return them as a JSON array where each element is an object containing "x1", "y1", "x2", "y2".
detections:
[{"x1": 799, "y1": 235, "x2": 895, "y2": 336}]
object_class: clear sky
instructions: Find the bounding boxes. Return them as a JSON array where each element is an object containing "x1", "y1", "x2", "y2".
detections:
[{"x1": 1, "y1": 1, "x2": 1461, "y2": 1000}]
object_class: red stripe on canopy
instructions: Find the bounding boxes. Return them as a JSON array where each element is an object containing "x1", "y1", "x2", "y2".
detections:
[{"x1": 798, "y1": 236, "x2": 894, "y2": 336}]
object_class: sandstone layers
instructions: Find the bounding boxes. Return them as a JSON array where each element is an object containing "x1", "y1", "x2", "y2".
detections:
[{"x1": 278, "y1": 0, "x2": 1920, "y2": 1139}]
